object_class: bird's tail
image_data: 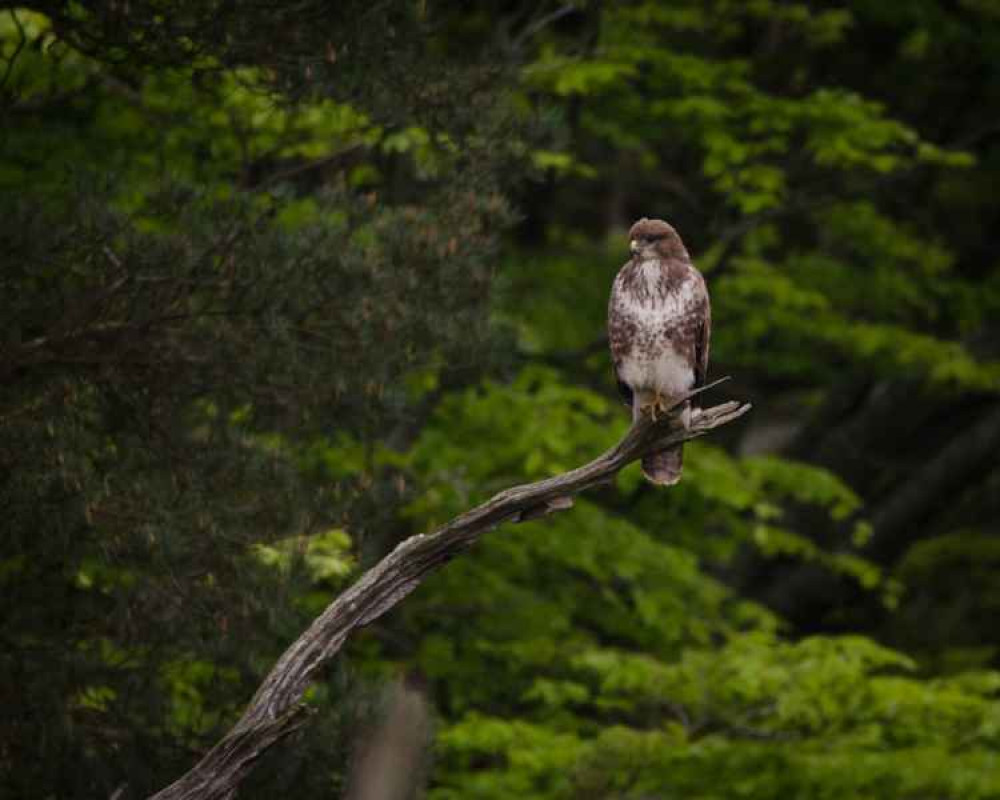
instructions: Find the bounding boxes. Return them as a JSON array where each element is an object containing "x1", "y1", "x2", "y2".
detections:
[{"x1": 642, "y1": 444, "x2": 684, "y2": 485}]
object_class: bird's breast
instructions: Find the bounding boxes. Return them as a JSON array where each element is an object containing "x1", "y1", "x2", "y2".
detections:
[{"x1": 612, "y1": 263, "x2": 700, "y2": 395}]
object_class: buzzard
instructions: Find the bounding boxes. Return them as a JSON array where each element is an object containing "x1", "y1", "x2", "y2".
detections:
[{"x1": 608, "y1": 218, "x2": 710, "y2": 485}]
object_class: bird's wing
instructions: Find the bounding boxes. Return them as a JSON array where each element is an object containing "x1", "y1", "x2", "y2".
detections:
[
  {"x1": 694, "y1": 274, "x2": 711, "y2": 387},
  {"x1": 615, "y1": 375, "x2": 633, "y2": 408},
  {"x1": 608, "y1": 266, "x2": 634, "y2": 407}
]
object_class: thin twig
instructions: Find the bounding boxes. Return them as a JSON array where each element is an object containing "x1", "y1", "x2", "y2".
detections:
[{"x1": 512, "y1": 4, "x2": 579, "y2": 50}]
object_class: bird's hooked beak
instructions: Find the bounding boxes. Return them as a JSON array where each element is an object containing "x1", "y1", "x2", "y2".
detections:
[{"x1": 629, "y1": 239, "x2": 640, "y2": 257}]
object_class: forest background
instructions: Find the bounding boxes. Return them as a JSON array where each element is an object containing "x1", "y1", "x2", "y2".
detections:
[{"x1": 3, "y1": 1, "x2": 1000, "y2": 798}]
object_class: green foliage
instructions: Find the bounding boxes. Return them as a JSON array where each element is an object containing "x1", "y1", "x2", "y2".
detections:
[
  {"x1": 427, "y1": 630, "x2": 1000, "y2": 798},
  {"x1": 161, "y1": 658, "x2": 241, "y2": 740},
  {"x1": 404, "y1": 366, "x2": 624, "y2": 514}
]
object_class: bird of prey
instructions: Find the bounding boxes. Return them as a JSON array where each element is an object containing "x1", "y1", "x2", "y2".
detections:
[{"x1": 608, "y1": 218, "x2": 711, "y2": 485}]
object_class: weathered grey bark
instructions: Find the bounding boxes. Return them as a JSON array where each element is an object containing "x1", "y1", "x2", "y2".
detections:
[{"x1": 148, "y1": 384, "x2": 749, "y2": 800}]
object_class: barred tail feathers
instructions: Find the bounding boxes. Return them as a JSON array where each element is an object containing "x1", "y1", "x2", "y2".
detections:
[{"x1": 641, "y1": 444, "x2": 683, "y2": 485}]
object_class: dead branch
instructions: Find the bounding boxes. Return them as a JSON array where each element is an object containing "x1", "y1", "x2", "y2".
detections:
[{"x1": 148, "y1": 384, "x2": 750, "y2": 800}]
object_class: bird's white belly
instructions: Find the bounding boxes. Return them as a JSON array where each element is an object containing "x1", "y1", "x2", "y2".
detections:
[{"x1": 619, "y1": 346, "x2": 694, "y2": 398}]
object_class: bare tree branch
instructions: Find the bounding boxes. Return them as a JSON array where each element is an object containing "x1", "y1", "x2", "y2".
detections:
[{"x1": 148, "y1": 385, "x2": 750, "y2": 800}]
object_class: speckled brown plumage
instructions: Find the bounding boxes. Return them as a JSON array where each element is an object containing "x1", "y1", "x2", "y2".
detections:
[{"x1": 608, "y1": 218, "x2": 711, "y2": 484}]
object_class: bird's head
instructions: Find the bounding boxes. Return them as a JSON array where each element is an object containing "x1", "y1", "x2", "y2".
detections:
[{"x1": 628, "y1": 217, "x2": 687, "y2": 261}]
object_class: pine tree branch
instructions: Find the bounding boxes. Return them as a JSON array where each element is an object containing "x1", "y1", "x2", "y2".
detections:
[{"x1": 147, "y1": 384, "x2": 750, "y2": 800}]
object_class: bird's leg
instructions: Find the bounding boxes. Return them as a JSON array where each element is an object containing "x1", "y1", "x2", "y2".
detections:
[
  {"x1": 653, "y1": 391, "x2": 671, "y2": 420},
  {"x1": 649, "y1": 390, "x2": 662, "y2": 421},
  {"x1": 639, "y1": 390, "x2": 669, "y2": 421},
  {"x1": 639, "y1": 390, "x2": 677, "y2": 423},
  {"x1": 637, "y1": 391, "x2": 654, "y2": 421}
]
